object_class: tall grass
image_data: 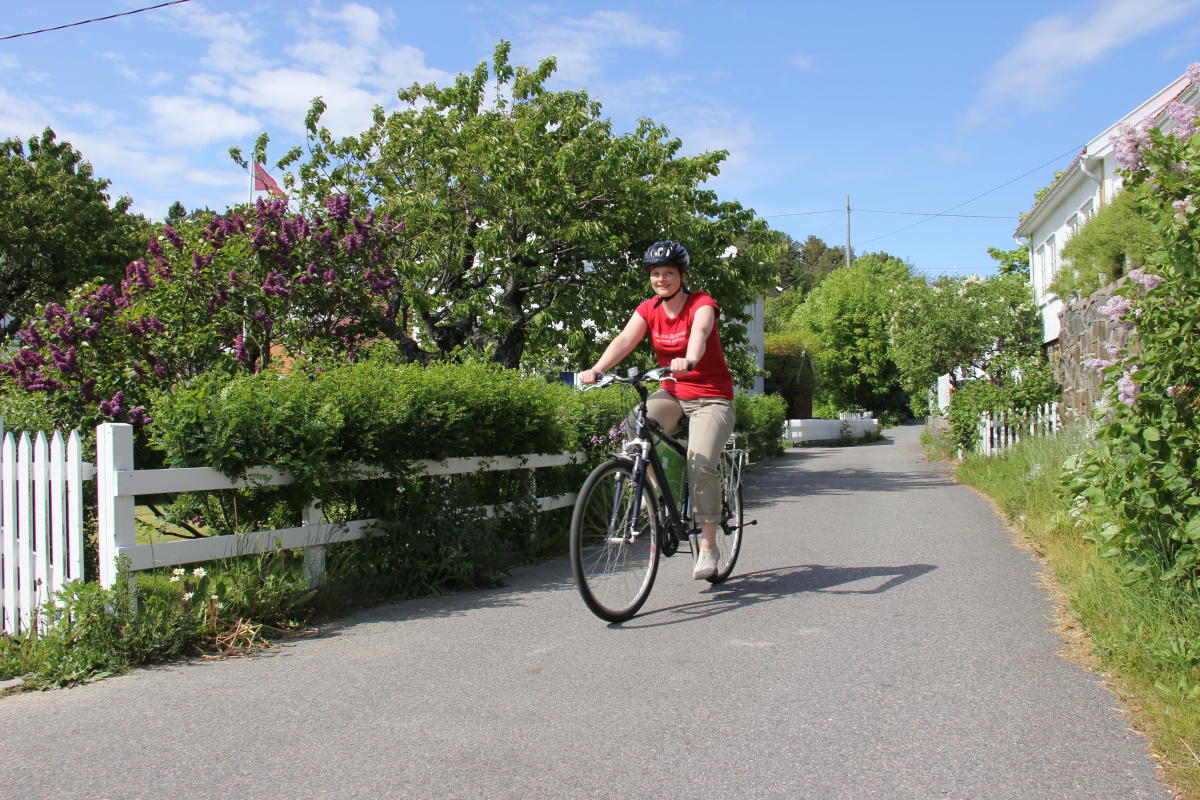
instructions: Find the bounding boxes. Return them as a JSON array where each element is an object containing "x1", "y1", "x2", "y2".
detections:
[{"x1": 953, "y1": 427, "x2": 1200, "y2": 799}]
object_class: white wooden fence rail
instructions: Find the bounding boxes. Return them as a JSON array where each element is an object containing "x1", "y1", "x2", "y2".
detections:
[
  {"x1": 0, "y1": 429, "x2": 93, "y2": 634},
  {"x1": 94, "y1": 424, "x2": 584, "y2": 590},
  {"x1": 975, "y1": 402, "x2": 1060, "y2": 456}
]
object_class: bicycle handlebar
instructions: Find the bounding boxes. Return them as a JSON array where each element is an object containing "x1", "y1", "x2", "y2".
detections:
[{"x1": 580, "y1": 366, "x2": 676, "y2": 391}]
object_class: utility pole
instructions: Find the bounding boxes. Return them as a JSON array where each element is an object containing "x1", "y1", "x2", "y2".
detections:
[{"x1": 845, "y1": 195, "x2": 852, "y2": 268}]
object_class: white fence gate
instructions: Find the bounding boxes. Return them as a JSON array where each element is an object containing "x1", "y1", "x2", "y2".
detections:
[
  {"x1": 975, "y1": 402, "x2": 1060, "y2": 456},
  {"x1": 0, "y1": 427, "x2": 92, "y2": 634}
]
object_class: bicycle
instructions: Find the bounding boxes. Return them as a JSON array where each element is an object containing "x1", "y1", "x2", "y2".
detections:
[{"x1": 569, "y1": 366, "x2": 755, "y2": 622}]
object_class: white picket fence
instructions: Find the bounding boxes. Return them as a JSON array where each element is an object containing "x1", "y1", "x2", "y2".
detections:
[
  {"x1": 975, "y1": 402, "x2": 1060, "y2": 455},
  {"x1": 1, "y1": 421, "x2": 583, "y2": 634},
  {"x1": 0, "y1": 427, "x2": 93, "y2": 634},
  {"x1": 94, "y1": 424, "x2": 584, "y2": 590}
]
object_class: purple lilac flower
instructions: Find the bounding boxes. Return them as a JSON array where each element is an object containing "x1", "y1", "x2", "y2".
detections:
[
  {"x1": 1108, "y1": 122, "x2": 1147, "y2": 169},
  {"x1": 162, "y1": 226, "x2": 184, "y2": 250},
  {"x1": 325, "y1": 194, "x2": 352, "y2": 223},
  {"x1": 1173, "y1": 195, "x2": 1193, "y2": 218},
  {"x1": 1097, "y1": 295, "x2": 1134, "y2": 321},
  {"x1": 1168, "y1": 385, "x2": 1190, "y2": 397},
  {"x1": 1117, "y1": 372, "x2": 1139, "y2": 407},
  {"x1": 100, "y1": 391, "x2": 126, "y2": 419},
  {"x1": 1128, "y1": 267, "x2": 1165, "y2": 290},
  {"x1": 1166, "y1": 102, "x2": 1199, "y2": 139},
  {"x1": 233, "y1": 334, "x2": 251, "y2": 366},
  {"x1": 1083, "y1": 357, "x2": 1117, "y2": 374},
  {"x1": 80, "y1": 378, "x2": 98, "y2": 402},
  {"x1": 127, "y1": 406, "x2": 153, "y2": 427},
  {"x1": 1188, "y1": 62, "x2": 1200, "y2": 87}
]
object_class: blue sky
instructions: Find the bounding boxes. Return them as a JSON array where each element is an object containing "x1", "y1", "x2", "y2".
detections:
[{"x1": 3, "y1": 0, "x2": 1200, "y2": 278}]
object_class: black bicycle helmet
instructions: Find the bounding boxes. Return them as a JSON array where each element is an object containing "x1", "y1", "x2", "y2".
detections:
[{"x1": 642, "y1": 240, "x2": 690, "y2": 270}]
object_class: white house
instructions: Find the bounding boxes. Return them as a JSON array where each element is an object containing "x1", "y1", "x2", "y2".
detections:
[{"x1": 1015, "y1": 71, "x2": 1198, "y2": 344}]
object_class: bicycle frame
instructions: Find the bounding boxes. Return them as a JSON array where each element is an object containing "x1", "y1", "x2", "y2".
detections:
[{"x1": 606, "y1": 368, "x2": 697, "y2": 556}]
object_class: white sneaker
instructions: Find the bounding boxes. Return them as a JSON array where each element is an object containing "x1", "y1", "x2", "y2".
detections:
[{"x1": 692, "y1": 548, "x2": 718, "y2": 580}]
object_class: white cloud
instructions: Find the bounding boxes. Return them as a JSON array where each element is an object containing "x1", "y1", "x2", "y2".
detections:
[
  {"x1": 148, "y1": 95, "x2": 261, "y2": 146},
  {"x1": 102, "y1": 53, "x2": 173, "y2": 87},
  {"x1": 971, "y1": 0, "x2": 1200, "y2": 121},
  {"x1": 0, "y1": 54, "x2": 18, "y2": 70},
  {"x1": 516, "y1": 10, "x2": 681, "y2": 82},
  {"x1": 788, "y1": 53, "x2": 818, "y2": 71},
  {"x1": 226, "y1": 68, "x2": 383, "y2": 136},
  {"x1": 326, "y1": 3, "x2": 384, "y2": 44},
  {"x1": 0, "y1": 88, "x2": 52, "y2": 140}
]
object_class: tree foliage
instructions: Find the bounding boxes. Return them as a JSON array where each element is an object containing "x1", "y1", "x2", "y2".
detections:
[
  {"x1": 0, "y1": 128, "x2": 149, "y2": 339},
  {"x1": 1054, "y1": 183, "x2": 1159, "y2": 301},
  {"x1": 260, "y1": 41, "x2": 779, "y2": 374},
  {"x1": 764, "y1": 233, "x2": 844, "y2": 333},
  {"x1": 792, "y1": 252, "x2": 918, "y2": 417},
  {"x1": 890, "y1": 272, "x2": 1041, "y2": 397},
  {"x1": 987, "y1": 243, "x2": 1029, "y2": 276}
]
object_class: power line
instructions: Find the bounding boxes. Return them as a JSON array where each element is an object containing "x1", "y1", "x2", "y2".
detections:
[
  {"x1": 859, "y1": 143, "x2": 1085, "y2": 245},
  {"x1": 762, "y1": 209, "x2": 840, "y2": 218},
  {"x1": 0, "y1": 1, "x2": 192, "y2": 42},
  {"x1": 855, "y1": 209, "x2": 1014, "y2": 219}
]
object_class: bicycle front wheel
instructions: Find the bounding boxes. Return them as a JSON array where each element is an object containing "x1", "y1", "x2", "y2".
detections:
[
  {"x1": 570, "y1": 459, "x2": 660, "y2": 622},
  {"x1": 710, "y1": 450, "x2": 744, "y2": 584}
]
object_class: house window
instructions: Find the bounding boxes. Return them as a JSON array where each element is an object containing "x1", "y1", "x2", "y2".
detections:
[
  {"x1": 1080, "y1": 198, "x2": 1095, "y2": 222},
  {"x1": 1034, "y1": 244, "x2": 1047, "y2": 299},
  {"x1": 1047, "y1": 234, "x2": 1058, "y2": 280},
  {"x1": 1068, "y1": 213, "x2": 1081, "y2": 238}
]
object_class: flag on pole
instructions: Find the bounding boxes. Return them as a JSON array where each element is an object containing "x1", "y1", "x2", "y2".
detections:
[{"x1": 253, "y1": 163, "x2": 286, "y2": 198}]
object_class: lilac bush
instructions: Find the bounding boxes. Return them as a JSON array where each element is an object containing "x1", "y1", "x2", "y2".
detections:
[
  {"x1": 0, "y1": 196, "x2": 410, "y2": 434},
  {"x1": 1071, "y1": 66, "x2": 1200, "y2": 583}
]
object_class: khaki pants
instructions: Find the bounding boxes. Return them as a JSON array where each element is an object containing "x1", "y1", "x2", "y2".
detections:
[{"x1": 643, "y1": 391, "x2": 736, "y2": 525}]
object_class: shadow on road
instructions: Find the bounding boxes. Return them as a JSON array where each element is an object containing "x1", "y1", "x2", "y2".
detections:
[
  {"x1": 745, "y1": 455, "x2": 952, "y2": 508},
  {"x1": 613, "y1": 562, "x2": 937, "y2": 629}
]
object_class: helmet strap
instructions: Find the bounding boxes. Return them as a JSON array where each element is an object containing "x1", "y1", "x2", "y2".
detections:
[{"x1": 653, "y1": 286, "x2": 687, "y2": 308}]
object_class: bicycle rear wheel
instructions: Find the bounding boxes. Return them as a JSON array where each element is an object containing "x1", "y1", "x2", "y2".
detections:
[
  {"x1": 710, "y1": 450, "x2": 743, "y2": 584},
  {"x1": 570, "y1": 459, "x2": 659, "y2": 622}
]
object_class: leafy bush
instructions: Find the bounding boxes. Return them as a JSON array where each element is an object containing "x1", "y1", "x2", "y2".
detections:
[
  {"x1": 1066, "y1": 108, "x2": 1200, "y2": 586},
  {"x1": 734, "y1": 392, "x2": 787, "y2": 460},
  {"x1": 150, "y1": 358, "x2": 575, "y2": 494},
  {"x1": 947, "y1": 355, "x2": 1059, "y2": 453}
]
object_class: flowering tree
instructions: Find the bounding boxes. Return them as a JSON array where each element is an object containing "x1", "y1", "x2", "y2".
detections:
[
  {"x1": 261, "y1": 41, "x2": 779, "y2": 374},
  {"x1": 0, "y1": 196, "x2": 409, "y2": 434},
  {"x1": 1070, "y1": 67, "x2": 1200, "y2": 582}
]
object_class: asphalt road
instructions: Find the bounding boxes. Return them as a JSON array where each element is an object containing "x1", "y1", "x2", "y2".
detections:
[{"x1": 0, "y1": 422, "x2": 1171, "y2": 799}]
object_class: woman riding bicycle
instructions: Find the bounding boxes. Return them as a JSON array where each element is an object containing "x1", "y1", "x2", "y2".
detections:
[{"x1": 578, "y1": 240, "x2": 736, "y2": 581}]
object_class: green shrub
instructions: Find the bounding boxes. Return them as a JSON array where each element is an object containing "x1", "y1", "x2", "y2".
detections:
[{"x1": 735, "y1": 392, "x2": 787, "y2": 460}]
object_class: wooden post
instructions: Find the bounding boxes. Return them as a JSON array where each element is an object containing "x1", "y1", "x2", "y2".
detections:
[
  {"x1": 96, "y1": 424, "x2": 136, "y2": 589},
  {"x1": 302, "y1": 501, "x2": 326, "y2": 588},
  {"x1": 1, "y1": 432, "x2": 16, "y2": 634}
]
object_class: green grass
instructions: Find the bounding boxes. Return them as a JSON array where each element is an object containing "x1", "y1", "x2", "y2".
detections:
[{"x1": 949, "y1": 429, "x2": 1200, "y2": 799}]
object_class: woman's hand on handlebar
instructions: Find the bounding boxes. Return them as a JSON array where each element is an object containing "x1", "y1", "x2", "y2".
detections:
[{"x1": 669, "y1": 357, "x2": 693, "y2": 375}]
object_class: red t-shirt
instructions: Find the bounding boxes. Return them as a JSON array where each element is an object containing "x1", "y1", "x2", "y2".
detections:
[{"x1": 635, "y1": 291, "x2": 734, "y2": 400}]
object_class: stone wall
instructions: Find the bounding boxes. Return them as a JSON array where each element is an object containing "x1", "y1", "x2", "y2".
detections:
[{"x1": 1050, "y1": 276, "x2": 1134, "y2": 416}]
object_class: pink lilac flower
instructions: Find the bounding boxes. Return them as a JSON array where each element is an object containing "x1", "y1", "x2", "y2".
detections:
[
  {"x1": 1111, "y1": 121, "x2": 1152, "y2": 169},
  {"x1": 1166, "y1": 102, "x2": 1199, "y2": 139},
  {"x1": 1097, "y1": 295, "x2": 1134, "y2": 321},
  {"x1": 1083, "y1": 357, "x2": 1117, "y2": 374},
  {"x1": 1173, "y1": 196, "x2": 1193, "y2": 218},
  {"x1": 1117, "y1": 371, "x2": 1140, "y2": 407},
  {"x1": 1188, "y1": 62, "x2": 1200, "y2": 87},
  {"x1": 1168, "y1": 385, "x2": 1186, "y2": 397},
  {"x1": 1128, "y1": 267, "x2": 1165, "y2": 290}
]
